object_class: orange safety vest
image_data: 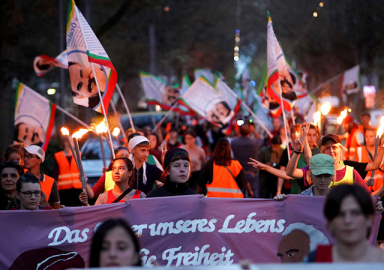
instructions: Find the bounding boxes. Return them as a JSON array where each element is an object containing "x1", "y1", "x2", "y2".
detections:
[
  {"x1": 41, "y1": 175, "x2": 55, "y2": 199},
  {"x1": 54, "y1": 151, "x2": 82, "y2": 190},
  {"x1": 356, "y1": 146, "x2": 384, "y2": 192},
  {"x1": 206, "y1": 161, "x2": 244, "y2": 198},
  {"x1": 344, "y1": 127, "x2": 361, "y2": 160}
]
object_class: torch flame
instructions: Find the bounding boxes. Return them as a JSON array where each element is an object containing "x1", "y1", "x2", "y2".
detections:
[
  {"x1": 377, "y1": 116, "x2": 384, "y2": 137},
  {"x1": 313, "y1": 111, "x2": 321, "y2": 125},
  {"x1": 95, "y1": 119, "x2": 108, "y2": 134},
  {"x1": 61, "y1": 127, "x2": 69, "y2": 136},
  {"x1": 320, "y1": 102, "x2": 331, "y2": 116},
  {"x1": 72, "y1": 129, "x2": 89, "y2": 139},
  {"x1": 337, "y1": 109, "x2": 348, "y2": 125},
  {"x1": 112, "y1": 127, "x2": 120, "y2": 137}
]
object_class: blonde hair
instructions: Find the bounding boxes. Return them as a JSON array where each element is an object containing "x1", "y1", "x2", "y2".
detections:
[{"x1": 320, "y1": 142, "x2": 344, "y2": 163}]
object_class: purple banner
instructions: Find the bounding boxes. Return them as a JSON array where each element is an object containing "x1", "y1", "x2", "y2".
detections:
[{"x1": 0, "y1": 195, "x2": 380, "y2": 268}]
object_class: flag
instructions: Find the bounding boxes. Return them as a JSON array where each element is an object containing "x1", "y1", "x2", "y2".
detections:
[
  {"x1": 341, "y1": 65, "x2": 360, "y2": 95},
  {"x1": 33, "y1": 50, "x2": 68, "y2": 76},
  {"x1": 180, "y1": 73, "x2": 192, "y2": 96},
  {"x1": 267, "y1": 12, "x2": 296, "y2": 117},
  {"x1": 14, "y1": 81, "x2": 56, "y2": 151},
  {"x1": 214, "y1": 78, "x2": 242, "y2": 135},
  {"x1": 180, "y1": 77, "x2": 238, "y2": 131},
  {"x1": 139, "y1": 71, "x2": 192, "y2": 115},
  {"x1": 66, "y1": 0, "x2": 117, "y2": 113}
]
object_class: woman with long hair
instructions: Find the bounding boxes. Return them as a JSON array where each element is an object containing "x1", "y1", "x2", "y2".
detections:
[
  {"x1": 89, "y1": 218, "x2": 142, "y2": 267},
  {"x1": 80, "y1": 157, "x2": 145, "y2": 205},
  {"x1": 180, "y1": 130, "x2": 206, "y2": 190},
  {"x1": 147, "y1": 148, "x2": 196, "y2": 197},
  {"x1": 306, "y1": 184, "x2": 384, "y2": 262},
  {"x1": 196, "y1": 138, "x2": 253, "y2": 198}
]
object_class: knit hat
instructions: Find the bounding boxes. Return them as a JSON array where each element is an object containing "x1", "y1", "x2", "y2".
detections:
[
  {"x1": 163, "y1": 148, "x2": 189, "y2": 170},
  {"x1": 309, "y1": 154, "x2": 335, "y2": 176}
]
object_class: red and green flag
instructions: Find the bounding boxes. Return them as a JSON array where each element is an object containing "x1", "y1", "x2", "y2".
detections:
[
  {"x1": 14, "y1": 81, "x2": 56, "y2": 151},
  {"x1": 267, "y1": 12, "x2": 296, "y2": 117},
  {"x1": 66, "y1": 0, "x2": 117, "y2": 114}
]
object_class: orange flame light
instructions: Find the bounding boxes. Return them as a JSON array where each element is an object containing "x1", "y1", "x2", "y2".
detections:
[
  {"x1": 72, "y1": 129, "x2": 89, "y2": 139},
  {"x1": 337, "y1": 109, "x2": 348, "y2": 125},
  {"x1": 95, "y1": 120, "x2": 108, "y2": 134},
  {"x1": 112, "y1": 127, "x2": 120, "y2": 137},
  {"x1": 61, "y1": 127, "x2": 69, "y2": 136},
  {"x1": 377, "y1": 116, "x2": 384, "y2": 138},
  {"x1": 320, "y1": 102, "x2": 331, "y2": 116},
  {"x1": 313, "y1": 111, "x2": 321, "y2": 126}
]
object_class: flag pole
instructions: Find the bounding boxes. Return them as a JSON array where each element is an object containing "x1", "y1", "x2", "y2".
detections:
[
  {"x1": 220, "y1": 81, "x2": 273, "y2": 138},
  {"x1": 240, "y1": 101, "x2": 273, "y2": 138},
  {"x1": 116, "y1": 84, "x2": 135, "y2": 132},
  {"x1": 109, "y1": 101, "x2": 127, "y2": 140},
  {"x1": 90, "y1": 62, "x2": 116, "y2": 159},
  {"x1": 153, "y1": 102, "x2": 179, "y2": 132},
  {"x1": 277, "y1": 85, "x2": 291, "y2": 161},
  {"x1": 72, "y1": 4, "x2": 115, "y2": 158}
]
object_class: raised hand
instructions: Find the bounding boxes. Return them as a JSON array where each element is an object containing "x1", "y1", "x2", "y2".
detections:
[{"x1": 248, "y1": 158, "x2": 268, "y2": 170}]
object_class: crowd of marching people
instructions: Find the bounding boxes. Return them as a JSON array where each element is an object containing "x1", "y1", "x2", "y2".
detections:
[{"x1": 2, "y1": 109, "x2": 384, "y2": 266}]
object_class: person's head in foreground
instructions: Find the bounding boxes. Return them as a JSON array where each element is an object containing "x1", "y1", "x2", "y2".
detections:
[
  {"x1": 15, "y1": 174, "x2": 41, "y2": 210},
  {"x1": 89, "y1": 218, "x2": 141, "y2": 267},
  {"x1": 320, "y1": 184, "x2": 384, "y2": 262},
  {"x1": 306, "y1": 154, "x2": 335, "y2": 193},
  {"x1": 161, "y1": 148, "x2": 191, "y2": 183},
  {"x1": 319, "y1": 134, "x2": 344, "y2": 164}
]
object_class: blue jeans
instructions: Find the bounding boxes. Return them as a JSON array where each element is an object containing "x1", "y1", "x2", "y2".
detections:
[{"x1": 245, "y1": 173, "x2": 259, "y2": 198}]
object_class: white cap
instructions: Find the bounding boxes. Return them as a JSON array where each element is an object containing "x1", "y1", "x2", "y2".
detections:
[
  {"x1": 22, "y1": 145, "x2": 45, "y2": 162},
  {"x1": 128, "y1": 136, "x2": 149, "y2": 151}
]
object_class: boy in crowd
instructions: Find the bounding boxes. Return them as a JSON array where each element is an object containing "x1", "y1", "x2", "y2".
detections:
[
  {"x1": 22, "y1": 145, "x2": 60, "y2": 209},
  {"x1": 16, "y1": 174, "x2": 52, "y2": 210}
]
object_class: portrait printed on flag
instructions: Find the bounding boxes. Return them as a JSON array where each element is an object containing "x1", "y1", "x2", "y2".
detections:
[
  {"x1": 182, "y1": 78, "x2": 234, "y2": 128},
  {"x1": 67, "y1": 51, "x2": 109, "y2": 109},
  {"x1": 14, "y1": 83, "x2": 54, "y2": 148}
]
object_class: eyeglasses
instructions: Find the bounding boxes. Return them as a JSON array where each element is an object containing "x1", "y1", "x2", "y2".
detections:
[
  {"x1": 2, "y1": 161, "x2": 21, "y2": 166},
  {"x1": 23, "y1": 154, "x2": 39, "y2": 160},
  {"x1": 112, "y1": 167, "x2": 127, "y2": 172},
  {"x1": 19, "y1": 191, "x2": 41, "y2": 197}
]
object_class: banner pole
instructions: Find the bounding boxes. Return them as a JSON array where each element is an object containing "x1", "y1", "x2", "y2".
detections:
[
  {"x1": 241, "y1": 101, "x2": 273, "y2": 138},
  {"x1": 90, "y1": 63, "x2": 115, "y2": 159},
  {"x1": 110, "y1": 101, "x2": 127, "y2": 140},
  {"x1": 221, "y1": 82, "x2": 272, "y2": 138},
  {"x1": 153, "y1": 102, "x2": 178, "y2": 132},
  {"x1": 116, "y1": 84, "x2": 135, "y2": 132},
  {"x1": 277, "y1": 83, "x2": 291, "y2": 161}
]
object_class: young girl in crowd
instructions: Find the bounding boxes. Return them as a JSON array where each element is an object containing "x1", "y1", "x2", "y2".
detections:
[
  {"x1": 80, "y1": 157, "x2": 145, "y2": 206},
  {"x1": 180, "y1": 130, "x2": 206, "y2": 190},
  {"x1": 89, "y1": 218, "x2": 142, "y2": 267},
  {"x1": 147, "y1": 148, "x2": 196, "y2": 197},
  {"x1": 306, "y1": 184, "x2": 384, "y2": 262}
]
